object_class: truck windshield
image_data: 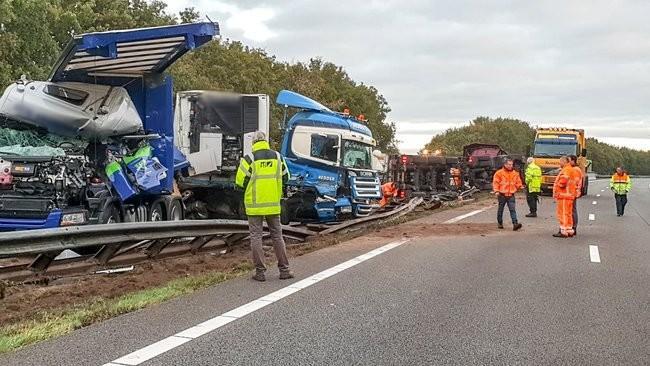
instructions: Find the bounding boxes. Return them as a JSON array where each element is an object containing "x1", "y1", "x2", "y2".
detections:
[
  {"x1": 533, "y1": 142, "x2": 578, "y2": 157},
  {"x1": 342, "y1": 140, "x2": 372, "y2": 169},
  {"x1": 0, "y1": 122, "x2": 85, "y2": 156}
]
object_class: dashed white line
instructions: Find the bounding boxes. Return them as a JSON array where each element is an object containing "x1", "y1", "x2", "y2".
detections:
[
  {"x1": 443, "y1": 208, "x2": 489, "y2": 224},
  {"x1": 589, "y1": 245, "x2": 601, "y2": 263},
  {"x1": 104, "y1": 238, "x2": 410, "y2": 366},
  {"x1": 588, "y1": 214, "x2": 595, "y2": 221},
  {"x1": 601, "y1": 189, "x2": 605, "y2": 192},
  {"x1": 592, "y1": 201, "x2": 597, "y2": 205},
  {"x1": 596, "y1": 194, "x2": 601, "y2": 197}
]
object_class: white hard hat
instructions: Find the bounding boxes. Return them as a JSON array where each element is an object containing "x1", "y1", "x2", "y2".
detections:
[
  {"x1": 526, "y1": 157, "x2": 534, "y2": 164},
  {"x1": 252, "y1": 131, "x2": 266, "y2": 143}
]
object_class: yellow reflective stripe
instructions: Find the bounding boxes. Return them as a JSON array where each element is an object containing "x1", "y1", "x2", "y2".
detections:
[
  {"x1": 247, "y1": 202, "x2": 281, "y2": 208},
  {"x1": 238, "y1": 164, "x2": 251, "y2": 177}
]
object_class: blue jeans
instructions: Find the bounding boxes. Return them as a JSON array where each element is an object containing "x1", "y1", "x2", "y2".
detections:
[{"x1": 497, "y1": 194, "x2": 518, "y2": 225}]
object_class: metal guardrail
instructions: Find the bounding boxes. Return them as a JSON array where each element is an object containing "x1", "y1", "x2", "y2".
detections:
[
  {"x1": 0, "y1": 194, "x2": 468, "y2": 280},
  {"x1": 0, "y1": 220, "x2": 315, "y2": 258}
]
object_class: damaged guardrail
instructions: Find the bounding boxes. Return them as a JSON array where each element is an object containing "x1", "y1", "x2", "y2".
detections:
[{"x1": 0, "y1": 195, "x2": 469, "y2": 282}]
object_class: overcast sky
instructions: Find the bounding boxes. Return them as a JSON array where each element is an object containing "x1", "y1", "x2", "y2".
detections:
[{"x1": 166, "y1": 0, "x2": 650, "y2": 153}]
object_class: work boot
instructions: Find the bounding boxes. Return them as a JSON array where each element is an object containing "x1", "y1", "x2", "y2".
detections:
[
  {"x1": 552, "y1": 232, "x2": 566, "y2": 238},
  {"x1": 252, "y1": 271, "x2": 266, "y2": 282},
  {"x1": 279, "y1": 270, "x2": 294, "y2": 280},
  {"x1": 513, "y1": 223, "x2": 522, "y2": 231},
  {"x1": 498, "y1": 223, "x2": 504, "y2": 229},
  {"x1": 525, "y1": 213, "x2": 537, "y2": 218}
]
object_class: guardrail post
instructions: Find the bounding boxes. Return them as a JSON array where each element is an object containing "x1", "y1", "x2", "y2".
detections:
[
  {"x1": 94, "y1": 244, "x2": 122, "y2": 265},
  {"x1": 145, "y1": 238, "x2": 173, "y2": 258},
  {"x1": 28, "y1": 251, "x2": 62, "y2": 273},
  {"x1": 189, "y1": 235, "x2": 215, "y2": 254}
]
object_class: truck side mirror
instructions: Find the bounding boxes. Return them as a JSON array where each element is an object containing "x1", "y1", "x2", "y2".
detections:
[{"x1": 581, "y1": 148, "x2": 587, "y2": 156}]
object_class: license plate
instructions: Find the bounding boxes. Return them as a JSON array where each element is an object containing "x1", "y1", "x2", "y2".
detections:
[
  {"x1": 339, "y1": 206, "x2": 352, "y2": 213},
  {"x1": 11, "y1": 163, "x2": 36, "y2": 176}
]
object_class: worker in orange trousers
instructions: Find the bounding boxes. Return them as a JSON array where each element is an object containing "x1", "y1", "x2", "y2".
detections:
[
  {"x1": 380, "y1": 182, "x2": 397, "y2": 207},
  {"x1": 553, "y1": 156, "x2": 577, "y2": 237}
]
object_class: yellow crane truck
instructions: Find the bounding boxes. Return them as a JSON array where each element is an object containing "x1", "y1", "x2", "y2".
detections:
[{"x1": 532, "y1": 128, "x2": 589, "y2": 195}]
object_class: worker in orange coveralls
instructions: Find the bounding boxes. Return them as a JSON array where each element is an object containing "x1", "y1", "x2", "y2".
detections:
[
  {"x1": 553, "y1": 156, "x2": 577, "y2": 238},
  {"x1": 380, "y1": 182, "x2": 397, "y2": 207},
  {"x1": 449, "y1": 166, "x2": 462, "y2": 191}
]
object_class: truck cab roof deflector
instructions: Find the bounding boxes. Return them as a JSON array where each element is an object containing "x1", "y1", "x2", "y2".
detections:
[
  {"x1": 276, "y1": 90, "x2": 332, "y2": 112},
  {"x1": 49, "y1": 22, "x2": 219, "y2": 83}
]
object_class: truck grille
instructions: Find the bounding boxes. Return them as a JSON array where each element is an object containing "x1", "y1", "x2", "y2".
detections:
[
  {"x1": 0, "y1": 198, "x2": 53, "y2": 219},
  {"x1": 350, "y1": 176, "x2": 381, "y2": 199}
]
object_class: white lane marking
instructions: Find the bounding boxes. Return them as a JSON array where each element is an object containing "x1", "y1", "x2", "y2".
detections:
[
  {"x1": 443, "y1": 208, "x2": 488, "y2": 224},
  {"x1": 592, "y1": 201, "x2": 597, "y2": 205},
  {"x1": 589, "y1": 245, "x2": 601, "y2": 263},
  {"x1": 601, "y1": 189, "x2": 605, "y2": 192},
  {"x1": 111, "y1": 336, "x2": 191, "y2": 365},
  {"x1": 104, "y1": 239, "x2": 410, "y2": 366},
  {"x1": 596, "y1": 194, "x2": 601, "y2": 197},
  {"x1": 588, "y1": 214, "x2": 595, "y2": 221}
]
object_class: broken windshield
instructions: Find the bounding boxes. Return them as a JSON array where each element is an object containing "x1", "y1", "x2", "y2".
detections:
[
  {"x1": 342, "y1": 140, "x2": 372, "y2": 170},
  {"x1": 0, "y1": 118, "x2": 87, "y2": 156}
]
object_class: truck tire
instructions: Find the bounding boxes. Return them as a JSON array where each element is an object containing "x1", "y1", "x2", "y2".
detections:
[
  {"x1": 74, "y1": 203, "x2": 121, "y2": 256},
  {"x1": 148, "y1": 202, "x2": 165, "y2": 222},
  {"x1": 168, "y1": 199, "x2": 183, "y2": 221},
  {"x1": 280, "y1": 200, "x2": 290, "y2": 225},
  {"x1": 100, "y1": 203, "x2": 122, "y2": 225}
]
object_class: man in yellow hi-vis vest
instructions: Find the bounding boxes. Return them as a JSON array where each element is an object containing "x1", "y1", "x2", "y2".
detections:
[{"x1": 235, "y1": 131, "x2": 292, "y2": 281}]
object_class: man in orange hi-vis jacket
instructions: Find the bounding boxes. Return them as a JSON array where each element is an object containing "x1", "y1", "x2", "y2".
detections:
[
  {"x1": 569, "y1": 155, "x2": 584, "y2": 235},
  {"x1": 553, "y1": 156, "x2": 577, "y2": 237},
  {"x1": 380, "y1": 182, "x2": 397, "y2": 207},
  {"x1": 492, "y1": 159, "x2": 524, "y2": 231}
]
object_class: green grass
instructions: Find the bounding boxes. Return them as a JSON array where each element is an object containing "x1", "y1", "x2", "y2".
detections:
[{"x1": 0, "y1": 262, "x2": 253, "y2": 354}]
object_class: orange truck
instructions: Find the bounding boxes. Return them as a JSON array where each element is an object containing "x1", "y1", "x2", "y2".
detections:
[{"x1": 532, "y1": 128, "x2": 589, "y2": 195}]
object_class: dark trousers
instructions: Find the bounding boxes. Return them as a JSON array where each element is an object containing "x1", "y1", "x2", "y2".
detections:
[
  {"x1": 497, "y1": 194, "x2": 518, "y2": 225},
  {"x1": 526, "y1": 191, "x2": 539, "y2": 214},
  {"x1": 248, "y1": 215, "x2": 290, "y2": 273},
  {"x1": 572, "y1": 199, "x2": 578, "y2": 230},
  {"x1": 615, "y1": 194, "x2": 628, "y2": 215}
]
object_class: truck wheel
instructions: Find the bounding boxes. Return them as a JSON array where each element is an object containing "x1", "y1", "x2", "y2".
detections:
[
  {"x1": 100, "y1": 204, "x2": 121, "y2": 224},
  {"x1": 74, "y1": 204, "x2": 121, "y2": 256},
  {"x1": 280, "y1": 200, "x2": 290, "y2": 225},
  {"x1": 168, "y1": 199, "x2": 183, "y2": 221},
  {"x1": 148, "y1": 202, "x2": 165, "y2": 222}
]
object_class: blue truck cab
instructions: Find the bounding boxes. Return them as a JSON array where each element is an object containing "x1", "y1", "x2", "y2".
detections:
[
  {"x1": 277, "y1": 90, "x2": 382, "y2": 223},
  {"x1": 0, "y1": 23, "x2": 218, "y2": 230}
]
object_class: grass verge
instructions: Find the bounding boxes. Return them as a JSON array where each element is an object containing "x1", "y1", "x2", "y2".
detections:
[{"x1": 0, "y1": 262, "x2": 252, "y2": 354}]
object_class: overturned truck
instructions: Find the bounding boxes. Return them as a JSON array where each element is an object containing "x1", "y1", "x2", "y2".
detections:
[{"x1": 384, "y1": 144, "x2": 525, "y2": 201}]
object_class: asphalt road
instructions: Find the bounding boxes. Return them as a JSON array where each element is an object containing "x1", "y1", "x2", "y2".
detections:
[{"x1": 2, "y1": 179, "x2": 648, "y2": 365}]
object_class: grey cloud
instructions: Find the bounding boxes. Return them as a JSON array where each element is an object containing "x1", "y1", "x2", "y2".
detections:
[{"x1": 176, "y1": 0, "x2": 650, "y2": 150}]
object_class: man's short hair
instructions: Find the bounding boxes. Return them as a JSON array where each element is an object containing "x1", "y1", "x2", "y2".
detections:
[
  {"x1": 569, "y1": 155, "x2": 578, "y2": 163},
  {"x1": 252, "y1": 131, "x2": 266, "y2": 143}
]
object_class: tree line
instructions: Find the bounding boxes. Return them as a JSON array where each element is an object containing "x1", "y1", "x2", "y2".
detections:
[
  {"x1": 0, "y1": 0, "x2": 397, "y2": 152},
  {"x1": 424, "y1": 117, "x2": 650, "y2": 175}
]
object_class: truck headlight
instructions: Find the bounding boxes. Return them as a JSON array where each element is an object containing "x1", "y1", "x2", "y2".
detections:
[
  {"x1": 339, "y1": 206, "x2": 352, "y2": 213},
  {"x1": 61, "y1": 211, "x2": 88, "y2": 226}
]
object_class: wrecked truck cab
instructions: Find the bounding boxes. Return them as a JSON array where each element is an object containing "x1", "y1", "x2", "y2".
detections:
[
  {"x1": 0, "y1": 80, "x2": 143, "y2": 138},
  {"x1": 0, "y1": 22, "x2": 218, "y2": 230}
]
